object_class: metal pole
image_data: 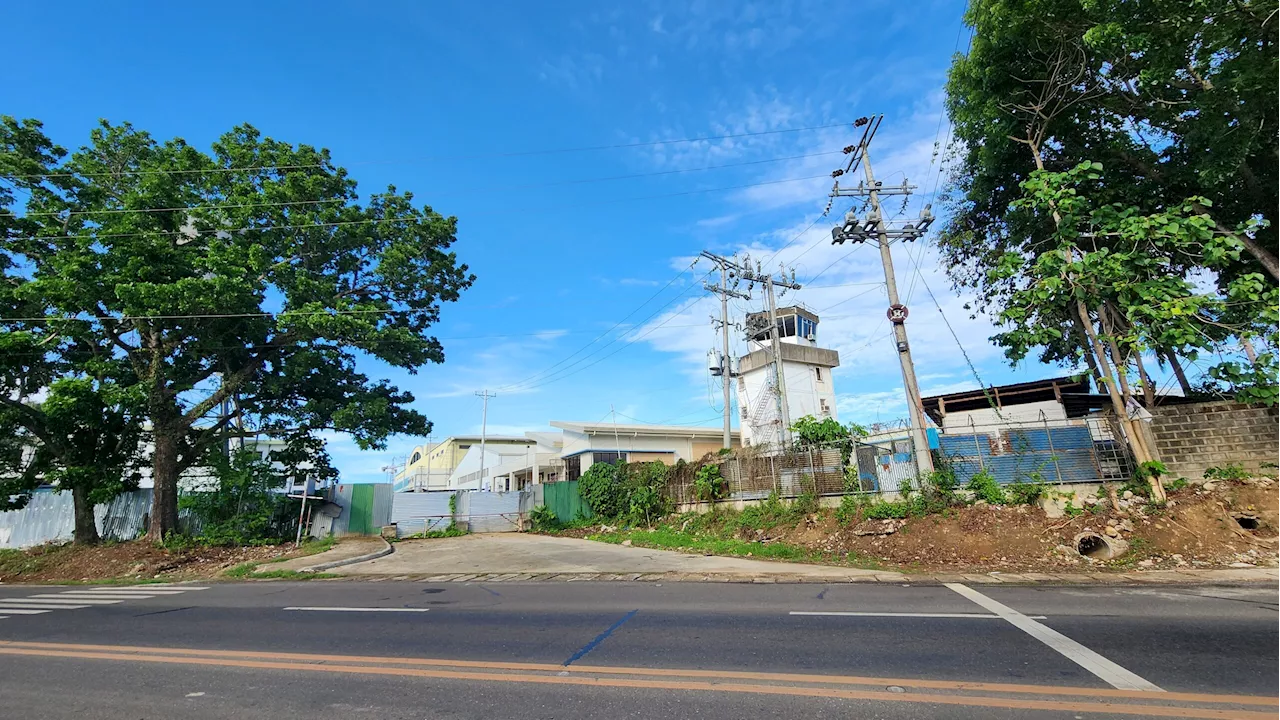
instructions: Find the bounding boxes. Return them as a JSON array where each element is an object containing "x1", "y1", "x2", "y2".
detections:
[
  {"x1": 1043, "y1": 411, "x2": 1064, "y2": 484},
  {"x1": 970, "y1": 416, "x2": 985, "y2": 472},
  {"x1": 862, "y1": 145, "x2": 933, "y2": 474},
  {"x1": 476, "y1": 390, "x2": 495, "y2": 489},
  {"x1": 720, "y1": 262, "x2": 734, "y2": 449},
  {"x1": 765, "y1": 277, "x2": 793, "y2": 447}
]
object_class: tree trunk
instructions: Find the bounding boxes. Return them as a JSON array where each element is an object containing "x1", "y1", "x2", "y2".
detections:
[
  {"x1": 1238, "y1": 232, "x2": 1279, "y2": 281},
  {"x1": 147, "y1": 428, "x2": 182, "y2": 542},
  {"x1": 71, "y1": 485, "x2": 100, "y2": 545},
  {"x1": 1163, "y1": 350, "x2": 1193, "y2": 394},
  {"x1": 1132, "y1": 350, "x2": 1156, "y2": 407},
  {"x1": 1241, "y1": 336, "x2": 1259, "y2": 365}
]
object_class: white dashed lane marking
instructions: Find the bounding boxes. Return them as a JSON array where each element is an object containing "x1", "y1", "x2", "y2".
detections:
[{"x1": 0, "y1": 585, "x2": 207, "y2": 620}]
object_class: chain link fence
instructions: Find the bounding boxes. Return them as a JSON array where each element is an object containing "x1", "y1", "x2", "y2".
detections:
[{"x1": 666, "y1": 410, "x2": 1136, "y2": 506}]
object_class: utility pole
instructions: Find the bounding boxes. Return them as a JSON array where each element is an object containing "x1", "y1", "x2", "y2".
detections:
[
  {"x1": 738, "y1": 259, "x2": 802, "y2": 447},
  {"x1": 475, "y1": 390, "x2": 496, "y2": 488},
  {"x1": 829, "y1": 115, "x2": 936, "y2": 474},
  {"x1": 700, "y1": 250, "x2": 750, "y2": 449}
]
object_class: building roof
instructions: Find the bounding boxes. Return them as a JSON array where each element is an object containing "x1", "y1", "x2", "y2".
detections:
[
  {"x1": 921, "y1": 376, "x2": 1090, "y2": 424},
  {"x1": 426, "y1": 435, "x2": 534, "y2": 449},
  {"x1": 550, "y1": 421, "x2": 740, "y2": 439}
]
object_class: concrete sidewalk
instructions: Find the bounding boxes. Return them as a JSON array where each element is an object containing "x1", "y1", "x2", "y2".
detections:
[
  {"x1": 272, "y1": 537, "x2": 389, "y2": 572},
  {"x1": 330, "y1": 533, "x2": 1280, "y2": 585}
]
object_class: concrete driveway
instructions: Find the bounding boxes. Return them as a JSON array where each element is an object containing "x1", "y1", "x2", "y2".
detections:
[{"x1": 337, "y1": 533, "x2": 879, "y2": 579}]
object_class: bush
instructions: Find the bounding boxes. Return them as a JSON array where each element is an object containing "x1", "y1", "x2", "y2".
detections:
[
  {"x1": 693, "y1": 464, "x2": 726, "y2": 502},
  {"x1": 1006, "y1": 480, "x2": 1047, "y2": 505},
  {"x1": 1203, "y1": 463, "x2": 1249, "y2": 481},
  {"x1": 577, "y1": 460, "x2": 671, "y2": 525},
  {"x1": 529, "y1": 504, "x2": 560, "y2": 532},
  {"x1": 1165, "y1": 477, "x2": 1189, "y2": 492},
  {"x1": 835, "y1": 494, "x2": 865, "y2": 524},
  {"x1": 177, "y1": 449, "x2": 300, "y2": 546},
  {"x1": 966, "y1": 470, "x2": 1006, "y2": 505}
]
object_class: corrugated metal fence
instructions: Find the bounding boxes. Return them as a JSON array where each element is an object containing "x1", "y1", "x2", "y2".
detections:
[
  {"x1": 0, "y1": 489, "x2": 151, "y2": 550},
  {"x1": 543, "y1": 481, "x2": 593, "y2": 524}
]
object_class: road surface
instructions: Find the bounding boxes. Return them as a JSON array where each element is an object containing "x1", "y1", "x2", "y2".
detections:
[{"x1": 0, "y1": 579, "x2": 1275, "y2": 719}]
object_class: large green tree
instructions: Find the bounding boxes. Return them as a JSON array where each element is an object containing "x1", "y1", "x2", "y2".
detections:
[
  {"x1": 3, "y1": 119, "x2": 474, "y2": 540},
  {"x1": 941, "y1": 0, "x2": 1277, "y2": 399}
]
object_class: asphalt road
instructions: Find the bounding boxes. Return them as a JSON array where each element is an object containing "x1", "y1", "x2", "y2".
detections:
[{"x1": 0, "y1": 579, "x2": 1275, "y2": 719}]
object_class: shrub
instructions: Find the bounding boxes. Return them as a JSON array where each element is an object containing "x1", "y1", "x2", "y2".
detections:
[
  {"x1": 693, "y1": 464, "x2": 727, "y2": 502},
  {"x1": 529, "y1": 504, "x2": 559, "y2": 533},
  {"x1": 1203, "y1": 463, "x2": 1249, "y2": 482},
  {"x1": 966, "y1": 470, "x2": 1006, "y2": 505},
  {"x1": 835, "y1": 494, "x2": 865, "y2": 524},
  {"x1": 791, "y1": 491, "x2": 820, "y2": 516},
  {"x1": 1165, "y1": 477, "x2": 1189, "y2": 492},
  {"x1": 177, "y1": 449, "x2": 300, "y2": 546},
  {"x1": 577, "y1": 460, "x2": 672, "y2": 525},
  {"x1": 1006, "y1": 480, "x2": 1047, "y2": 505}
]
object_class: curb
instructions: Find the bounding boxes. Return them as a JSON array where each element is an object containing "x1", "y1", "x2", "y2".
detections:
[
  {"x1": 322, "y1": 568, "x2": 1278, "y2": 585},
  {"x1": 299, "y1": 538, "x2": 394, "y2": 573}
]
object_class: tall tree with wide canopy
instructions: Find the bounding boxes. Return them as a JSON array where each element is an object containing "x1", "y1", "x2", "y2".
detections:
[
  {"x1": 5, "y1": 120, "x2": 474, "y2": 540},
  {"x1": 941, "y1": 0, "x2": 1277, "y2": 398}
]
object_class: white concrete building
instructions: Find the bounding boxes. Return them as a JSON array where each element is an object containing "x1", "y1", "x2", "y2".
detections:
[
  {"x1": 736, "y1": 306, "x2": 840, "y2": 448},
  {"x1": 550, "y1": 421, "x2": 739, "y2": 480}
]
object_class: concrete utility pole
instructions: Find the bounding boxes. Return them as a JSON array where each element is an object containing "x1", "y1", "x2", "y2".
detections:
[
  {"x1": 737, "y1": 259, "x2": 802, "y2": 447},
  {"x1": 700, "y1": 250, "x2": 751, "y2": 449},
  {"x1": 475, "y1": 390, "x2": 496, "y2": 488},
  {"x1": 829, "y1": 115, "x2": 936, "y2": 474}
]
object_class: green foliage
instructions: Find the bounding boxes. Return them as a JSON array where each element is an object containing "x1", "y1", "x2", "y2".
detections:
[
  {"x1": 835, "y1": 494, "x2": 866, "y2": 524},
  {"x1": 224, "y1": 562, "x2": 337, "y2": 580},
  {"x1": 1062, "y1": 499, "x2": 1084, "y2": 518},
  {"x1": 790, "y1": 415, "x2": 867, "y2": 465},
  {"x1": 412, "y1": 526, "x2": 468, "y2": 540},
  {"x1": 693, "y1": 463, "x2": 726, "y2": 502},
  {"x1": 1, "y1": 117, "x2": 476, "y2": 539},
  {"x1": 1165, "y1": 477, "x2": 1189, "y2": 492},
  {"x1": 577, "y1": 460, "x2": 671, "y2": 526},
  {"x1": 1203, "y1": 463, "x2": 1250, "y2": 482},
  {"x1": 966, "y1": 470, "x2": 1006, "y2": 505},
  {"x1": 1006, "y1": 480, "x2": 1047, "y2": 506},
  {"x1": 177, "y1": 449, "x2": 300, "y2": 546},
  {"x1": 0, "y1": 378, "x2": 145, "y2": 544},
  {"x1": 529, "y1": 504, "x2": 559, "y2": 533},
  {"x1": 941, "y1": 2, "x2": 1277, "y2": 398}
]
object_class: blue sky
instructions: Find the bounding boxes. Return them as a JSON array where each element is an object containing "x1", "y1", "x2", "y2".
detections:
[{"x1": 7, "y1": 0, "x2": 1116, "y2": 482}]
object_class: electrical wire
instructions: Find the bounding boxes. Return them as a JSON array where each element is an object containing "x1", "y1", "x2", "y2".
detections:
[
  {"x1": 16, "y1": 150, "x2": 844, "y2": 219},
  {"x1": 9, "y1": 122, "x2": 858, "y2": 181},
  {"x1": 18, "y1": 173, "x2": 832, "y2": 242}
]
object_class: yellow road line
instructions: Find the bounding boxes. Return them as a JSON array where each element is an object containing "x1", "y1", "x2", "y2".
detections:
[
  {"x1": 0, "y1": 645, "x2": 1272, "y2": 720},
  {"x1": 0, "y1": 640, "x2": 1272, "y2": 708}
]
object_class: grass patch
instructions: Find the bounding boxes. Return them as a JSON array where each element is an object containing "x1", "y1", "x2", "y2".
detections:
[
  {"x1": 224, "y1": 562, "x2": 338, "y2": 580},
  {"x1": 0, "y1": 547, "x2": 53, "y2": 577},
  {"x1": 585, "y1": 521, "x2": 883, "y2": 570}
]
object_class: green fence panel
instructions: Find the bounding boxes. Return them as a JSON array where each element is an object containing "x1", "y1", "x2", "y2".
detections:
[
  {"x1": 544, "y1": 481, "x2": 592, "y2": 524},
  {"x1": 348, "y1": 484, "x2": 375, "y2": 535}
]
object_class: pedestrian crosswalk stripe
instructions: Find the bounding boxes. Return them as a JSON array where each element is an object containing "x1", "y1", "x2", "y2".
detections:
[
  {"x1": 25, "y1": 596, "x2": 126, "y2": 604},
  {"x1": 0, "y1": 603, "x2": 91, "y2": 610},
  {"x1": 0, "y1": 608, "x2": 51, "y2": 615}
]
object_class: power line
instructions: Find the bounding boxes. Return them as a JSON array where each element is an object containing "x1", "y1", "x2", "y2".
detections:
[
  {"x1": 18, "y1": 173, "x2": 831, "y2": 242},
  {"x1": 494, "y1": 261, "x2": 704, "y2": 392},
  {"x1": 503, "y1": 270, "x2": 715, "y2": 393},
  {"x1": 8, "y1": 122, "x2": 857, "y2": 180},
  {"x1": 15, "y1": 150, "x2": 843, "y2": 219}
]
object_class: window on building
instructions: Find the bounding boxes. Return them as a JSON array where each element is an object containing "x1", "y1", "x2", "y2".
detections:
[
  {"x1": 565, "y1": 455, "x2": 581, "y2": 482},
  {"x1": 797, "y1": 317, "x2": 816, "y2": 339},
  {"x1": 819, "y1": 398, "x2": 831, "y2": 416},
  {"x1": 592, "y1": 451, "x2": 626, "y2": 465},
  {"x1": 814, "y1": 367, "x2": 823, "y2": 382},
  {"x1": 782, "y1": 316, "x2": 796, "y2": 337},
  {"x1": 410, "y1": 452, "x2": 422, "y2": 464}
]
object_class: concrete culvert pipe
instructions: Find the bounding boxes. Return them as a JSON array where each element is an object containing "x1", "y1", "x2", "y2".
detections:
[{"x1": 1074, "y1": 532, "x2": 1129, "y2": 560}]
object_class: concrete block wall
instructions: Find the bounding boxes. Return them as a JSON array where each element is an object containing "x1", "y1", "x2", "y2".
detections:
[{"x1": 1149, "y1": 401, "x2": 1278, "y2": 480}]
